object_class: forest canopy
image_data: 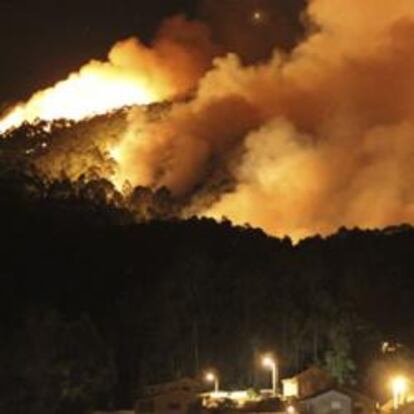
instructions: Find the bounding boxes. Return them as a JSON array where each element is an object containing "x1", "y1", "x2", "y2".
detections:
[{"x1": 0, "y1": 156, "x2": 414, "y2": 413}]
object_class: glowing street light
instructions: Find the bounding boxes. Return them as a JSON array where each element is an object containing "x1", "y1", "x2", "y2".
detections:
[
  {"x1": 205, "y1": 372, "x2": 219, "y2": 393},
  {"x1": 286, "y1": 406, "x2": 296, "y2": 414},
  {"x1": 262, "y1": 354, "x2": 278, "y2": 396},
  {"x1": 391, "y1": 376, "x2": 408, "y2": 410}
]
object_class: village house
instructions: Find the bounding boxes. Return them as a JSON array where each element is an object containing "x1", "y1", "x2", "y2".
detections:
[
  {"x1": 135, "y1": 368, "x2": 376, "y2": 414},
  {"x1": 300, "y1": 389, "x2": 352, "y2": 414},
  {"x1": 135, "y1": 378, "x2": 202, "y2": 414},
  {"x1": 282, "y1": 367, "x2": 336, "y2": 400}
]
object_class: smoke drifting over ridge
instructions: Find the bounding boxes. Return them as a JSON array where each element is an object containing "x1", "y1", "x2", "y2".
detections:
[
  {"x1": 115, "y1": 0, "x2": 414, "y2": 240},
  {"x1": 3, "y1": 0, "x2": 414, "y2": 240}
]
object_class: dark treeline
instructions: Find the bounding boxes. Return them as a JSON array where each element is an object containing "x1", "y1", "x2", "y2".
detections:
[{"x1": 1, "y1": 167, "x2": 414, "y2": 414}]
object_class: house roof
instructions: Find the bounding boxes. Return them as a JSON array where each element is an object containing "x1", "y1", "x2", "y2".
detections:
[
  {"x1": 300, "y1": 386, "x2": 375, "y2": 404},
  {"x1": 293, "y1": 366, "x2": 333, "y2": 381},
  {"x1": 141, "y1": 377, "x2": 202, "y2": 399},
  {"x1": 340, "y1": 387, "x2": 376, "y2": 405},
  {"x1": 300, "y1": 388, "x2": 350, "y2": 402},
  {"x1": 146, "y1": 377, "x2": 201, "y2": 389}
]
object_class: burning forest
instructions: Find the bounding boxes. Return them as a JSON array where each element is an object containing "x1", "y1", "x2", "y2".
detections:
[
  {"x1": 3, "y1": 0, "x2": 414, "y2": 241},
  {"x1": 5, "y1": 2, "x2": 414, "y2": 414}
]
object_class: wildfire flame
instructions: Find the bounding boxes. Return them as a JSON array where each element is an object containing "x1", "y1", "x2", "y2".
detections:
[
  {"x1": 0, "y1": 62, "x2": 162, "y2": 135},
  {"x1": 0, "y1": 16, "x2": 217, "y2": 136},
  {"x1": 6, "y1": 4, "x2": 414, "y2": 240}
]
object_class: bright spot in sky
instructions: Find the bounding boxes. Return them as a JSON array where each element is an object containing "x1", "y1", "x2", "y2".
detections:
[{"x1": 251, "y1": 9, "x2": 266, "y2": 25}]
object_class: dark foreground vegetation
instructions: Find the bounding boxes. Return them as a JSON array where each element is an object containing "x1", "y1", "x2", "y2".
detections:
[{"x1": 1, "y1": 155, "x2": 414, "y2": 414}]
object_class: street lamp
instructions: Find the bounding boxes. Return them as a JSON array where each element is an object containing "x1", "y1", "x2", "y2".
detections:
[
  {"x1": 286, "y1": 406, "x2": 296, "y2": 414},
  {"x1": 391, "y1": 376, "x2": 408, "y2": 410},
  {"x1": 205, "y1": 372, "x2": 219, "y2": 394},
  {"x1": 262, "y1": 355, "x2": 278, "y2": 396}
]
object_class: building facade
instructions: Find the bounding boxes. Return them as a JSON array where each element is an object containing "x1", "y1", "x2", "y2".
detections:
[
  {"x1": 301, "y1": 389, "x2": 352, "y2": 414},
  {"x1": 135, "y1": 378, "x2": 201, "y2": 414}
]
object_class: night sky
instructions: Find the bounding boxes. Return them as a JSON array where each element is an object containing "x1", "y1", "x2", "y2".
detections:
[
  {"x1": 0, "y1": 0, "x2": 197, "y2": 102},
  {"x1": 0, "y1": 0, "x2": 305, "y2": 104}
]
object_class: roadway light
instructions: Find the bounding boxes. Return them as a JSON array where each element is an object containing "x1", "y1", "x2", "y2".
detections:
[
  {"x1": 262, "y1": 356, "x2": 275, "y2": 369},
  {"x1": 391, "y1": 376, "x2": 408, "y2": 409},
  {"x1": 262, "y1": 354, "x2": 278, "y2": 396},
  {"x1": 205, "y1": 372, "x2": 219, "y2": 393},
  {"x1": 286, "y1": 405, "x2": 296, "y2": 414}
]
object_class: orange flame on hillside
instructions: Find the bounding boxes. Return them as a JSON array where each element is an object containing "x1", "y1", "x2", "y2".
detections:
[
  {"x1": 0, "y1": 16, "x2": 217, "y2": 135},
  {"x1": 0, "y1": 57, "x2": 167, "y2": 135}
]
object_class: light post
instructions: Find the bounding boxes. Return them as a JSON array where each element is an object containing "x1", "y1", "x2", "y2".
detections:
[
  {"x1": 205, "y1": 372, "x2": 219, "y2": 394},
  {"x1": 262, "y1": 355, "x2": 278, "y2": 396},
  {"x1": 391, "y1": 376, "x2": 408, "y2": 410}
]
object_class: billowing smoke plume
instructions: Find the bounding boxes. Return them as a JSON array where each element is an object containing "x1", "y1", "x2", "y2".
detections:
[{"x1": 114, "y1": 0, "x2": 414, "y2": 240}]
